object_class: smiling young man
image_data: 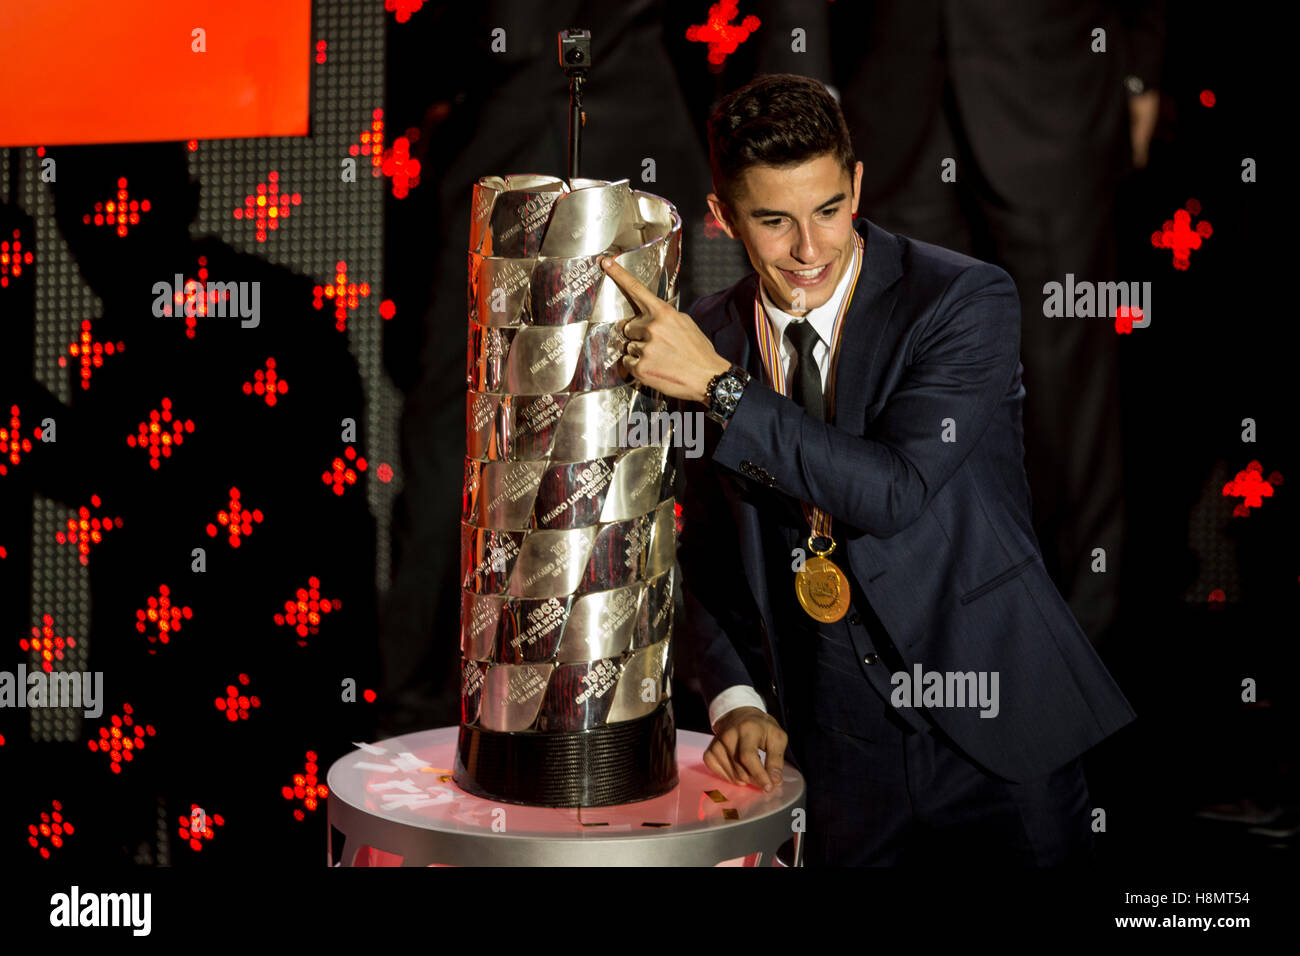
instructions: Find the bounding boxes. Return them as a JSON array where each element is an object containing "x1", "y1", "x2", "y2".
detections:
[{"x1": 599, "y1": 73, "x2": 1135, "y2": 866}]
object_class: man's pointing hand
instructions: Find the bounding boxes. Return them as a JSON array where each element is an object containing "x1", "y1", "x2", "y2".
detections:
[{"x1": 599, "y1": 255, "x2": 731, "y2": 403}]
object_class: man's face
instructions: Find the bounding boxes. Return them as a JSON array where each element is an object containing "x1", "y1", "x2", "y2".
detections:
[{"x1": 707, "y1": 153, "x2": 863, "y2": 315}]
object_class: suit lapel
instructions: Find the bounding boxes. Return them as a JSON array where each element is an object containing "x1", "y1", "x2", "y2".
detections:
[
  {"x1": 831, "y1": 218, "x2": 903, "y2": 430},
  {"x1": 712, "y1": 272, "x2": 766, "y2": 382}
]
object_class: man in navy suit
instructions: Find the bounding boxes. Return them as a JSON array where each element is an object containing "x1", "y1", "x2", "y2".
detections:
[{"x1": 599, "y1": 74, "x2": 1135, "y2": 866}]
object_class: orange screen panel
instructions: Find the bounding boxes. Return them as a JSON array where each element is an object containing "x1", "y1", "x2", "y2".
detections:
[{"x1": 0, "y1": 0, "x2": 311, "y2": 146}]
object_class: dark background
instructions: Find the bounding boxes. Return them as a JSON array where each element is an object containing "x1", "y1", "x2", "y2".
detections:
[{"x1": 0, "y1": 0, "x2": 1290, "y2": 871}]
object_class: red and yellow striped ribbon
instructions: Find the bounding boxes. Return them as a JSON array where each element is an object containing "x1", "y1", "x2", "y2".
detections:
[{"x1": 751, "y1": 229, "x2": 864, "y2": 542}]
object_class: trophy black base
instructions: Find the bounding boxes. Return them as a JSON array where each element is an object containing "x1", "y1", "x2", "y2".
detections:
[{"x1": 454, "y1": 700, "x2": 678, "y2": 807}]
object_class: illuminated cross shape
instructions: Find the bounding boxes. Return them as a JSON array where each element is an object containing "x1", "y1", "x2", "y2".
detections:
[
  {"x1": 206, "y1": 487, "x2": 263, "y2": 548},
  {"x1": 349, "y1": 109, "x2": 385, "y2": 177},
  {"x1": 313, "y1": 261, "x2": 371, "y2": 332},
  {"x1": 127, "y1": 398, "x2": 194, "y2": 469},
  {"x1": 1151, "y1": 199, "x2": 1212, "y2": 271},
  {"x1": 1222, "y1": 460, "x2": 1277, "y2": 517},
  {"x1": 0, "y1": 405, "x2": 35, "y2": 475},
  {"x1": 385, "y1": 0, "x2": 426, "y2": 23},
  {"x1": 243, "y1": 357, "x2": 288, "y2": 407},
  {"x1": 1114, "y1": 306, "x2": 1143, "y2": 335},
  {"x1": 28, "y1": 801, "x2": 73, "y2": 859},
  {"x1": 20, "y1": 613, "x2": 76, "y2": 674},
  {"x1": 323, "y1": 445, "x2": 368, "y2": 495},
  {"x1": 60, "y1": 319, "x2": 124, "y2": 390},
  {"x1": 686, "y1": 1, "x2": 761, "y2": 68},
  {"x1": 281, "y1": 750, "x2": 328, "y2": 820},
  {"x1": 56, "y1": 494, "x2": 122, "y2": 565},
  {"x1": 233, "y1": 171, "x2": 301, "y2": 243},
  {"x1": 214, "y1": 672, "x2": 261, "y2": 721},
  {"x1": 82, "y1": 177, "x2": 150, "y2": 237},
  {"x1": 178, "y1": 803, "x2": 224, "y2": 851},
  {"x1": 0, "y1": 228, "x2": 34, "y2": 287},
  {"x1": 274, "y1": 576, "x2": 340, "y2": 646},
  {"x1": 159, "y1": 256, "x2": 230, "y2": 338},
  {"x1": 135, "y1": 584, "x2": 192, "y2": 652},
  {"x1": 87, "y1": 704, "x2": 156, "y2": 774},
  {"x1": 382, "y1": 133, "x2": 422, "y2": 199}
]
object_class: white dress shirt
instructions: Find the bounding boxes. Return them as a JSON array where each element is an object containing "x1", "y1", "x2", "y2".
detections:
[{"x1": 706, "y1": 258, "x2": 858, "y2": 731}]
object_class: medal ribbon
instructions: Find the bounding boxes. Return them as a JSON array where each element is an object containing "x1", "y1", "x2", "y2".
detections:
[{"x1": 752, "y1": 229, "x2": 864, "y2": 543}]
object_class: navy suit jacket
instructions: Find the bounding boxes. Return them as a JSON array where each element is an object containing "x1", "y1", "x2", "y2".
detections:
[{"x1": 675, "y1": 217, "x2": 1135, "y2": 783}]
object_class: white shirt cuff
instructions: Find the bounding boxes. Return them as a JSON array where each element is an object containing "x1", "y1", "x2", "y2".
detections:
[{"x1": 708, "y1": 685, "x2": 767, "y2": 731}]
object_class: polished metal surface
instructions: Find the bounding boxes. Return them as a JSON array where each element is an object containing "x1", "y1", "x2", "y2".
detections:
[
  {"x1": 607, "y1": 638, "x2": 671, "y2": 723},
  {"x1": 472, "y1": 174, "x2": 567, "y2": 258},
  {"x1": 556, "y1": 583, "x2": 640, "y2": 661},
  {"x1": 480, "y1": 662, "x2": 555, "y2": 732},
  {"x1": 461, "y1": 174, "x2": 682, "y2": 737},
  {"x1": 539, "y1": 179, "x2": 632, "y2": 258}
]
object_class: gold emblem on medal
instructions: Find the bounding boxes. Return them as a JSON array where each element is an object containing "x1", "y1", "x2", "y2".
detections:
[{"x1": 795, "y1": 556, "x2": 851, "y2": 623}]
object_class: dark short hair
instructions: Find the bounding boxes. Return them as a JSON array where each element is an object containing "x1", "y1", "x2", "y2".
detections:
[{"x1": 707, "y1": 73, "x2": 856, "y2": 208}]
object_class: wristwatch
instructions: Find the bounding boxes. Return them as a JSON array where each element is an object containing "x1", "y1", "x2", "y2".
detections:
[{"x1": 704, "y1": 364, "x2": 751, "y2": 425}]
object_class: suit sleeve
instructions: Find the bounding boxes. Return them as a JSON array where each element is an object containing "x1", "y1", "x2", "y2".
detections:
[{"x1": 711, "y1": 263, "x2": 1022, "y2": 539}]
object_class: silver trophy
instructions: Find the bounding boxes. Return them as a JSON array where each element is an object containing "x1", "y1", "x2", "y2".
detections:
[{"x1": 455, "y1": 172, "x2": 682, "y2": 807}]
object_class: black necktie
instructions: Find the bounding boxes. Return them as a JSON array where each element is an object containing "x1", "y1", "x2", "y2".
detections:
[{"x1": 784, "y1": 320, "x2": 824, "y2": 421}]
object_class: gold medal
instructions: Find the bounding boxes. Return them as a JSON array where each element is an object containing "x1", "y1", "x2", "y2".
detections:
[{"x1": 795, "y1": 536, "x2": 850, "y2": 623}]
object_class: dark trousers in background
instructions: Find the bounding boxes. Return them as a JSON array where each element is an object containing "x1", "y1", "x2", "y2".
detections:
[{"x1": 861, "y1": 82, "x2": 1127, "y2": 647}]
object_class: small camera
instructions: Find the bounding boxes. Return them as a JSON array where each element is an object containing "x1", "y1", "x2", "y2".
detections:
[{"x1": 557, "y1": 29, "x2": 591, "y2": 72}]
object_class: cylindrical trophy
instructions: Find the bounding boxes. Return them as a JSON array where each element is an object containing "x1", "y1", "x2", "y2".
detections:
[{"x1": 454, "y1": 174, "x2": 682, "y2": 806}]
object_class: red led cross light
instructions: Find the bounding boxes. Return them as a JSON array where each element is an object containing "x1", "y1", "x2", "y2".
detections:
[
  {"x1": 126, "y1": 398, "x2": 194, "y2": 470},
  {"x1": 56, "y1": 494, "x2": 122, "y2": 565},
  {"x1": 350, "y1": 109, "x2": 385, "y2": 177},
  {"x1": 323, "y1": 446, "x2": 367, "y2": 495},
  {"x1": 1152, "y1": 199, "x2": 1212, "y2": 271},
  {"x1": 686, "y1": 1, "x2": 761, "y2": 69},
  {"x1": 88, "y1": 704, "x2": 156, "y2": 774},
  {"x1": 243, "y1": 357, "x2": 288, "y2": 407},
  {"x1": 1223, "y1": 461, "x2": 1282, "y2": 517},
  {"x1": 135, "y1": 585, "x2": 192, "y2": 652},
  {"x1": 1114, "y1": 305, "x2": 1143, "y2": 335},
  {"x1": 233, "y1": 171, "x2": 301, "y2": 243},
  {"x1": 178, "y1": 804, "x2": 225, "y2": 852},
  {"x1": 28, "y1": 801, "x2": 74, "y2": 859},
  {"x1": 313, "y1": 261, "x2": 370, "y2": 332},
  {"x1": 315, "y1": 40, "x2": 327, "y2": 64},
  {"x1": 205, "y1": 487, "x2": 263, "y2": 548},
  {"x1": 20, "y1": 614, "x2": 76, "y2": 674},
  {"x1": 159, "y1": 256, "x2": 230, "y2": 338},
  {"x1": 82, "y1": 177, "x2": 150, "y2": 237},
  {"x1": 385, "y1": 0, "x2": 426, "y2": 23},
  {"x1": 0, "y1": 228, "x2": 34, "y2": 287},
  {"x1": 382, "y1": 132, "x2": 422, "y2": 199},
  {"x1": 0, "y1": 405, "x2": 35, "y2": 475},
  {"x1": 282, "y1": 751, "x2": 328, "y2": 821},
  {"x1": 274, "y1": 576, "x2": 340, "y2": 647},
  {"x1": 214, "y1": 673, "x2": 261, "y2": 721},
  {"x1": 60, "y1": 320, "x2": 125, "y2": 390}
]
